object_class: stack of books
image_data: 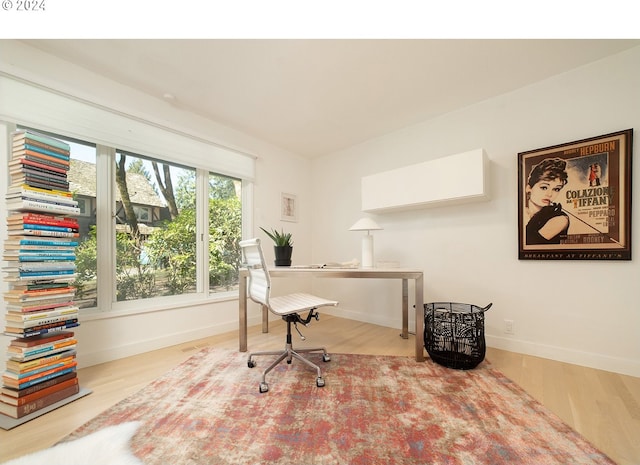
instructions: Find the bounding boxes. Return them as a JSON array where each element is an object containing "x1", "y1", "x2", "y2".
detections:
[
  {"x1": 3, "y1": 282, "x2": 79, "y2": 337},
  {"x1": 0, "y1": 332, "x2": 79, "y2": 418},
  {"x1": 8, "y1": 130, "x2": 79, "y2": 216},
  {"x1": 3, "y1": 213, "x2": 79, "y2": 286},
  {"x1": 1, "y1": 130, "x2": 83, "y2": 421}
]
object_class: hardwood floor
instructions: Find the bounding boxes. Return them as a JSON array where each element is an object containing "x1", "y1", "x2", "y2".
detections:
[{"x1": 1, "y1": 315, "x2": 638, "y2": 464}]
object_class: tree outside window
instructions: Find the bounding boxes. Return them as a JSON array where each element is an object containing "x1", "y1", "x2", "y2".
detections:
[{"x1": 58, "y1": 134, "x2": 243, "y2": 310}]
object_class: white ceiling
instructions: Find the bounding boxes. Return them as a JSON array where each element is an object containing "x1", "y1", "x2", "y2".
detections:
[{"x1": 22, "y1": 39, "x2": 640, "y2": 158}]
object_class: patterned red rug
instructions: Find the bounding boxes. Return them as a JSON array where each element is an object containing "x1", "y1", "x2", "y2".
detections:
[{"x1": 62, "y1": 348, "x2": 615, "y2": 465}]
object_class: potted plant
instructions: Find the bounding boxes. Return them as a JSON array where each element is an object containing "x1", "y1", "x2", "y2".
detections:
[{"x1": 260, "y1": 227, "x2": 293, "y2": 266}]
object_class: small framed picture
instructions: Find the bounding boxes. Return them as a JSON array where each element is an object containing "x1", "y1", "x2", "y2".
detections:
[{"x1": 281, "y1": 192, "x2": 298, "y2": 222}]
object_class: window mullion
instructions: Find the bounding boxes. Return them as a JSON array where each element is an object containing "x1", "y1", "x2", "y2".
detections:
[
  {"x1": 196, "y1": 168, "x2": 208, "y2": 294},
  {"x1": 242, "y1": 180, "x2": 254, "y2": 240},
  {"x1": 95, "y1": 145, "x2": 116, "y2": 310}
]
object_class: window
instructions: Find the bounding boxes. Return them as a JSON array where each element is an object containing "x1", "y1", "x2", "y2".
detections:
[
  {"x1": 76, "y1": 199, "x2": 90, "y2": 217},
  {"x1": 133, "y1": 206, "x2": 152, "y2": 222},
  {"x1": 66, "y1": 139, "x2": 98, "y2": 310},
  {"x1": 115, "y1": 150, "x2": 197, "y2": 302},
  {"x1": 208, "y1": 173, "x2": 242, "y2": 292},
  {"x1": 20, "y1": 128, "x2": 244, "y2": 312}
]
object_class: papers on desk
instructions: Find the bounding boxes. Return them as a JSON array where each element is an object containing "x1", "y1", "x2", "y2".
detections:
[{"x1": 291, "y1": 259, "x2": 359, "y2": 269}]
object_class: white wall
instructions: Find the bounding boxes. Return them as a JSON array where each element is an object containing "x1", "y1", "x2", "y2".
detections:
[
  {"x1": 0, "y1": 40, "x2": 314, "y2": 368},
  {"x1": 310, "y1": 46, "x2": 640, "y2": 377}
]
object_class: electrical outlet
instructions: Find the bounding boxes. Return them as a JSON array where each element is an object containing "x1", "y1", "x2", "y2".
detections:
[{"x1": 504, "y1": 319, "x2": 514, "y2": 335}]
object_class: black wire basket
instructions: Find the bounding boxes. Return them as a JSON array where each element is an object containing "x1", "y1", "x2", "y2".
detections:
[{"x1": 424, "y1": 302, "x2": 492, "y2": 370}]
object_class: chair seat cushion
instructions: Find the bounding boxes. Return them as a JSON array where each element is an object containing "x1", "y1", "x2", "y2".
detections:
[{"x1": 269, "y1": 293, "x2": 337, "y2": 315}]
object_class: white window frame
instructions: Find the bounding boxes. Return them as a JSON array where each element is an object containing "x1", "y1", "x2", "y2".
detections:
[
  {"x1": 0, "y1": 74, "x2": 255, "y2": 317},
  {"x1": 76, "y1": 198, "x2": 91, "y2": 217}
]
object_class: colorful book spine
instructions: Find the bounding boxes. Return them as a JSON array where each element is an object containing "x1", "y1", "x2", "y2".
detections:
[
  {"x1": 7, "y1": 304, "x2": 77, "y2": 319},
  {"x1": 6, "y1": 349, "x2": 75, "y2": 369},
  {"x1": 8, "y1": 212, "x2": 78, "y2": 226},
  {"x1": 14, "y1": 172, "x2": 68, "y2": 188},
  {"x1": 15, "y1": 280, "x2": 72, "y2": 288},
  {"x1": 7, "y1": 238, "x2": 79, "y2": 247},
  {"x1": 5, "y1": 290, "x2": 76, "y2": 300},
  {"x1": 2, "y1": 367, "x2": 77, "y2": 392},
  {"x1": 9, "y1": 155, "x2": 70, "y2": 173},
  {"x1": 7, "y1": 193, "x2": 77, "y2": 208},
  {"x1": 10, "y1": 169, "x2": 63, "y2": 183},
  {"x1": 22, "y1": 144, "x2": 70, "y2": 161},
  {"x1": 13, "y1": 130, "x2": 71, "y2": 152},
  {"x1": 0, "y1": 376, "x2": 78, "y2": 407},
  {"x1": 6, "y1": 244, "x2": 79, "y2": 252},
  {"x1": 8, "y1": 345, "x2": 77, "y2": 364},
  {"x1": 7, "y1": 337, "x2": 77, "y2": 356},
  {"x1": 10, "y1": 185, "x2": 73, "y2": 198},
  {"x1": 18, "y1": 224, "x2": 79, "y2": 233},
  {"x1": 4, "y1": 356, "x2": 77, "y2": 379},
  {"x1": 6, "y1": 292, "x2": 75, "y2": 303},
  {"x1": 5, "y1": 277, "x2": 77, "y2": 286},
  {"x1": 0, "y1": 382, "x2": 80, "y2": 418},
  {"x1": 5, "y1": 198, "x2": 80, "y2": 215},
  {"x1": 13, "y1": 195, "x2": 76, "y2": 208},
  {"x1": 5, "y1": 247, "x2": 77, "y2": 253},
  {"x1": 7, "y1": 282, "x2": 71, "y2": 291},
  {"x1": 13, "y1": 271, "x2": 76, "y2": 279},
  {"x1": 6, "y1": 301, "x2": 76, "y2": 315},
  {"x1": 11, "y1": 159, "x2": 69, "y2": 172},
  {"x1": 9, "y1": 261, "x2": 77, "y2": 270},
  {"x1": 12, "y1": 137, "x2": 71, "y2": 156},
  {"x1": 1, "y1": 371, "x2": 77, "y2": 398},
  {"x1": 5, "y1": 321, "x2": 80, "y2": 338},
  {"x1": 8, "y1": 230, "x2": 79, "y2": 239},
  {"x1": 8, "y1": 313, "x2": 79, "y2": 330},
  {"x1": 13, "y1": 256, "x2": 76, "y2": 262}
]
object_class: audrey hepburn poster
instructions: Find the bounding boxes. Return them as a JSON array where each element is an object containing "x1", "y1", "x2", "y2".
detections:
[{"x1": 518, "y1": 129, "x2": 632, "y2": 260}]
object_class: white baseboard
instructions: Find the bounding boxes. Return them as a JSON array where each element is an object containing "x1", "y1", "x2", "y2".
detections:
[
  {"x1": 325, "y1": 307, "x2": 640, "y2": 377},
  {"x1": 486, "y1": 334, "x2": 640, "y2": 378},
  {"x1": 76, "y1": 315, "x2": 263, "y2": 368}
]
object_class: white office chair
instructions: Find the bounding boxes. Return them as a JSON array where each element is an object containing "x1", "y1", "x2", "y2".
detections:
[{"x1": 239, "y1": 238, "x2": 338, "y2": 393}]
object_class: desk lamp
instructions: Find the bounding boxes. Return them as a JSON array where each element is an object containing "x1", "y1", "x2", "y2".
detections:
[{"x1": 349, "y1": 217, "x2": 383, "y2": 268}]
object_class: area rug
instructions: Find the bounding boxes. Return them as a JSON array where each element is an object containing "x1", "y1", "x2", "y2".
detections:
[{"x1": 57, "y1": 348, "x2": 614, "y2": 465}]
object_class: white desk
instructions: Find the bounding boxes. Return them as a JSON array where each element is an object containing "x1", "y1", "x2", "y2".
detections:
[{"x1": 238, "y1": 267, "x2": 425, "y2": 362}]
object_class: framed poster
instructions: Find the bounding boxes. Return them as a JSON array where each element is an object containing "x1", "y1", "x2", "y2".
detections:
[
  {"x1": 518, "y1": 129, "x2": 633, "y2": 260},
  {"x1": 281, "y1": 192, "x2": 298, "y2": 222}
]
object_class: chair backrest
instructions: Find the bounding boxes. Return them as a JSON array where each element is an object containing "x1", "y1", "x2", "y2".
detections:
[{"x1": 239, "y1": 238, "x2": 271, "y2": 308}]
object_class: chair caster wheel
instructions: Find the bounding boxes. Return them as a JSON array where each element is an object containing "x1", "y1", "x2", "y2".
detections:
[
  {"x1": 248, "y1": 360, "x2": 256, "y2": 368},
  {"x1": 259, "y1": 382, "x2": 269, "y2": 393},
  {"x1": 316, "y1": 377, "x2": 325, "y2": 387},
  {"x1": 322, "y1": 353, "x2": 331, "y2": 362}
]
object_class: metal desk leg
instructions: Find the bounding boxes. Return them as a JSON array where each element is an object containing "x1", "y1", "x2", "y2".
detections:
[
  {"x1": 239, "y1": 274, "x2": 248, "y2": 352},
  {"x1": 262, "y1": 304, "x2": 269, "y2": 333},
  {"x1": 400, "y1": 279, "x2": 409, "y2": 339},
  {"x1": 415, "y1": 274, "x2": 425, "y2": 362}
]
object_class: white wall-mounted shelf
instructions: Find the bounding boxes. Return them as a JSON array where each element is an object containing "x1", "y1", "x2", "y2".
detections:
[{"x1": 361, "y1": 148, "x2": 490, "y2": 213}]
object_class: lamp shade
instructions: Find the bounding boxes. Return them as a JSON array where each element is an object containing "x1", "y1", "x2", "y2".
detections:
[
  {"x1": 349, "y1": 217, "x2": 382, "y2": 268},
  {"x1": 349, "y1": 217, "x2": 382, "y2": 232}
]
